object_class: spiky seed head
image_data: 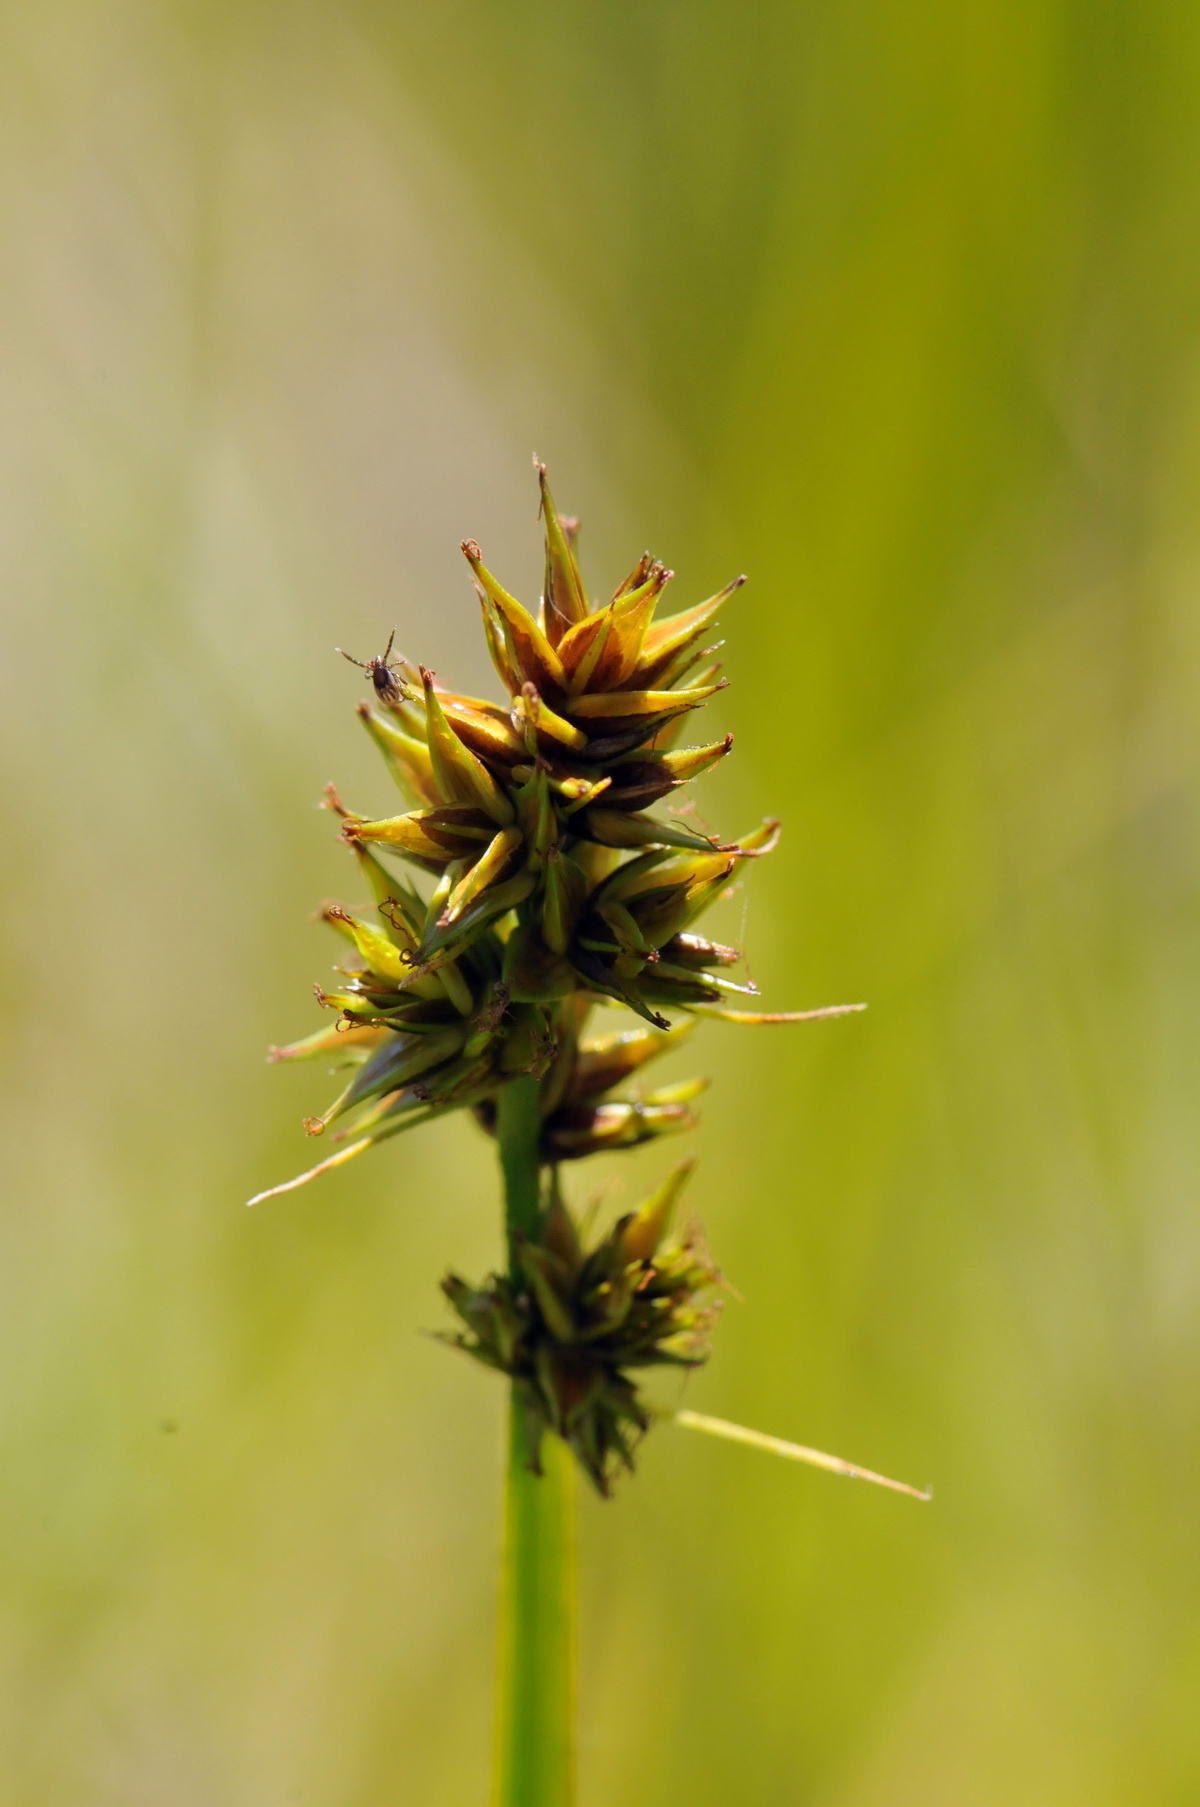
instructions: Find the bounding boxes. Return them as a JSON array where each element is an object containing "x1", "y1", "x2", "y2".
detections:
[
  {"x1": 251, "y1": 468, "x2": 864, "y2": 1484},
  {"x1": 256, "y1": 466, "x2": 801, "y2": 1194},
  {"x1": 440, "y1": 1162, "x2": 722, "y2": 1495}
]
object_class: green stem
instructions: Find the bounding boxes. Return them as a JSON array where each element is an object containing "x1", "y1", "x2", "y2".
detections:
[{"x1": 492, "y1": 1076, "x2": 577, "y2": 1807}]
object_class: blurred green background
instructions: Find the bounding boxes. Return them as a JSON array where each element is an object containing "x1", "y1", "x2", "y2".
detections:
[{"x1": 2, "y1": 0, "x2": 1198, "y2": 1800}]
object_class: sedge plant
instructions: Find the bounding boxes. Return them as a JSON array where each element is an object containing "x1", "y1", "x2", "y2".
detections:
[{"x1": 251, "y1": 462, "x2": 928, "y2": 1806}]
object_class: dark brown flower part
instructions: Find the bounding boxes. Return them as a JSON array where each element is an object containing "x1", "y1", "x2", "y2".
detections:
[{"x1": 440, "y1": 1163, "x2": 721, "y2": 1494}]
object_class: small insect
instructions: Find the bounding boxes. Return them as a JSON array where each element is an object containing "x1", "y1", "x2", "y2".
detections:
[{"x1": 336, "y1": 628, "x2": 405, "y2": 704}]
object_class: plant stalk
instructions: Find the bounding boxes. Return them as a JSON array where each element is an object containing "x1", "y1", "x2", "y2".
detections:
[{"x1": 492, "y1": 1076, "x2": 577, "y2": 1807}]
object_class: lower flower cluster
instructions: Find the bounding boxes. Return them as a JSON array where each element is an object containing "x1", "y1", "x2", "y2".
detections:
[{"x1": 439, "y1": 1164, "x2": 721, "y2": 1494}]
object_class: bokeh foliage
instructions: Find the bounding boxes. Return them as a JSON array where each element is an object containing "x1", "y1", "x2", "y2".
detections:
[{"x1": 1, "y1": 0, "x2": 1198, "y2": 1801}]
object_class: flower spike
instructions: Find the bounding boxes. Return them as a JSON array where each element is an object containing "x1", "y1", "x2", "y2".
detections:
[{"x1": 252, "y1": 465, "x2": 872, "y2": 1493}]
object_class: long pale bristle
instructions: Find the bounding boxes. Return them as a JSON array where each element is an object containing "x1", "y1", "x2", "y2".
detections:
[
  {"x1": 246, "y1": 1137, "x2": 373, "y2": 1207},
  {"x1": 671, "y1": 1408, "x2": 931, "y2": 1501}
]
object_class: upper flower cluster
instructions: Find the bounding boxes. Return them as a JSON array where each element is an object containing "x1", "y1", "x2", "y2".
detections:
[{"x1": 253, "y1": 462, "x2": 856, "y2": 1205}]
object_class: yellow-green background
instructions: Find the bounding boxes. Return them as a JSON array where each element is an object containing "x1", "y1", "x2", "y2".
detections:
[{"x1": 2, "y1": 1, "x2": 1198, "y2": 1801}]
